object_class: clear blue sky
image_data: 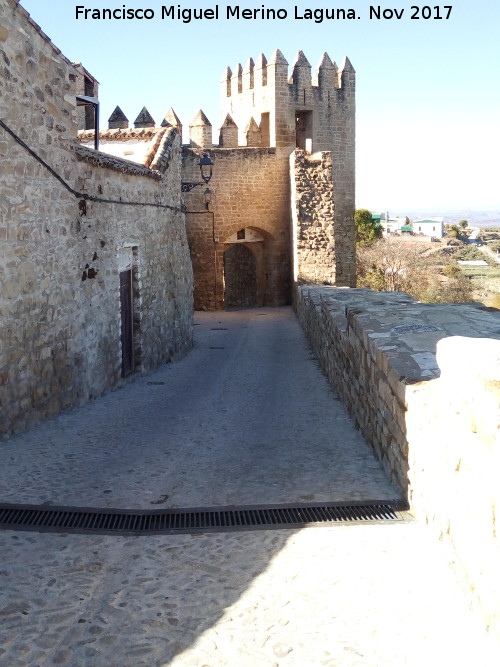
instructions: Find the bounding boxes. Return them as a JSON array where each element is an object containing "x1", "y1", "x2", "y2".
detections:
[{"x1": 19, "y1": 0, "x2": 500, "y2": 212}]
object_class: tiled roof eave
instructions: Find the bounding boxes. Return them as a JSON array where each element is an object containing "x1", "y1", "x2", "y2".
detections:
[
  {"x1": 77, "y1": 127, "x2": 165, "y2": 143},
  {"x1": 74, "y1": 144, "x2": 161, "y2": 179},
  {"x1": 150, "y1": 127, "x2": 179, "y2": 173}
]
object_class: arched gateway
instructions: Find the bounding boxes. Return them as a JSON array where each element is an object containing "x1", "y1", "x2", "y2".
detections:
[{"x1": 223, "y1": 244, "x2": 258, "y2": 308}]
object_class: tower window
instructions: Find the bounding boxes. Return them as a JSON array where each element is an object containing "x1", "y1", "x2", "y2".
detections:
[{"x1": 295, "y1": 111, "x2": 313, "y2": 152}]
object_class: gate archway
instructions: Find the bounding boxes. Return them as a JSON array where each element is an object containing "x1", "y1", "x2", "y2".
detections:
[{"x1": 223, "y1": 244, "x2": 258, "y2": 309}]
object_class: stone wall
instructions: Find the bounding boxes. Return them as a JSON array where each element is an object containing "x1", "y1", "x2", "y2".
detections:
[
  {"x1": 219, "y1": 49, "x2": 356, "y2": 285},
  {"x1": 296, "y1": 285, "x2": 500, "y2": 640},
  {"x1": 0, "y1": 0, "x2": 193, "y2": 436},
  {"x1": 183, "y1": 146, "x2": 291, "y2": 310},
  {"x1": 291, "y1": 150, "x2": 356, "y2": 286}
]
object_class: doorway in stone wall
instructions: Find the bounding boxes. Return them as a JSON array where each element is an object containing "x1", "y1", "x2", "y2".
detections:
[
  {"x1": 223, "y1": 245, "x2": 258, "y2": 309},
  {"x1": 120, "y1": 269, "x2": 134, "y2": 376}
]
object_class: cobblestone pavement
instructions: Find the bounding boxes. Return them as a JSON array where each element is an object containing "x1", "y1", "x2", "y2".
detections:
[
  {"x1": 0, "y1": 308, "x2": 396, "y2": 508},
  {"x1": 0, "y1": 308, "x2": 498, "y2": 665}
]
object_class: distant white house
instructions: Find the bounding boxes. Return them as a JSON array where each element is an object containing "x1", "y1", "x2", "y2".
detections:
[
  {"x1": 374, "y1": 213, "x2": 408, "y2": 235},
  {"x1": 372, "y1": 213, "x2": 445, "y2": 238},
  {"x1": 412, "y1": 217, "x2": 445, "y2": 238}
]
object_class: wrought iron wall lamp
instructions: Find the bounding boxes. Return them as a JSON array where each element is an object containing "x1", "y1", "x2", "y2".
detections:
[{"x1": 181, "y1": 153, "x2": 214, "y2": 192}]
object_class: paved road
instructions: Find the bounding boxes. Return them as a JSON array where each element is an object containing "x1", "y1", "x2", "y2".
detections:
[
  {"x1": 0, "y1": 308, "x2": 498, "y2": 665},
  {"x1": 478, "y1": 243, "x2": 500, "y2": 264},
  {"x1": 0, "y1": 307, "x2": 396, "y2": 509}
]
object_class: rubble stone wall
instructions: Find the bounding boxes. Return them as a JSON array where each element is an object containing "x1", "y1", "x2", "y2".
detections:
[
  {"x1": 291, "y1": 150, "x2": 356, "y2": 287},
  {"x1": 0, "y1": 0, "x2": 193, "y2": 436},
  {"x1": 296, "y1": 285, "x2": 500, "y2": 640}
]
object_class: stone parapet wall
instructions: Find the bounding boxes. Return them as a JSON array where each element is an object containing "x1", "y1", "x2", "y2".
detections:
[
  {"x1": 296, "y1": 285, "x2": 500, "y2": 640},
  {"x1": 296, "y1": 287, "x2": 418, "y2": 490}
]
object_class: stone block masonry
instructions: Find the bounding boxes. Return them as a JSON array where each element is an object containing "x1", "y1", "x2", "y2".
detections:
[
  {"x1": 219, "y1": 49, "x2": 356, "y2": 294},
  {"x1": 183, "y1": 146, "x2": 291, "y2": 309},
  {"x1": 296, "y1": 285, "x2": 500, "y2": 642},
  {"x1": 0, "y1": 0, "x2": 193, "y2": 436},
  {"x1": 89, "y1": 45, "x2": 357, "y2": 312},
  {"x1": 184, "y1": 47, "x2": 357, "y2": 310}
]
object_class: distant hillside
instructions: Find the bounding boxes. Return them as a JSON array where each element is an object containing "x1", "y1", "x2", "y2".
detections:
[{"x1": 394, "y1": 209, "x2": 500, "y2": 228}]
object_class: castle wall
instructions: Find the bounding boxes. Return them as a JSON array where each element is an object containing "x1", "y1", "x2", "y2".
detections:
[
  {"x1": 0, "y1": 0, "x2": 193, "y2": 436},
  {"x1": 291, "y1": 150, "x2": 356, "y2": 286},
  {"x1": 219, "y1": 50, "x2": 356, "y2": 293},
  {"x1": 296, "y1": 285, "x2": 500, "y2": 641},
  {"x1": 220, "y1": 56, "x2": 275, "y2": 148},
  {"x1": 182, "y1": 147, "x2": 291, "y2": 310}
]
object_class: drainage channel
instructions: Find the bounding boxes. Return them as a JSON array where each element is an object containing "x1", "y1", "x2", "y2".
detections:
[{"x1": 0, "y1": 500, "x2": 410, "y2": 536}]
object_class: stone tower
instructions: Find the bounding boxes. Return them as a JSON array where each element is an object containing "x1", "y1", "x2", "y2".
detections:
[
  {"x1": 219, "y1": 48, "x2": 356, "y2": 288},
  {"x1": 219, "y1": 48, "x2": 355, "y2": 157},
  {"x1": 184, "y1": 48, "x2": 356, "y2": 310}
]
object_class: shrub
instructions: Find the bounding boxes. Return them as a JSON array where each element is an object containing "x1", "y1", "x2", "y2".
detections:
[
  {"x1": 442, "y1": 264, "x2": 461, "y2": 278},
  {"x1": 455, "y1": 246, "x2": 491, "y2": 262},
  {"x1": 420, "y1": 275, "x2": 473, "y2": 303},
  {"x1": 485, "y1": 293, "x2": 500, "y2": 310},
  {"x1": 488, "y1": 240, "x2": 500, "y2": 253}
]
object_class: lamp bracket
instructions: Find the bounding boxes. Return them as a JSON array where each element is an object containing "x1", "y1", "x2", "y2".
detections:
[{"x1": 181, "y1": 182, "x2": 204, "y2": 193}]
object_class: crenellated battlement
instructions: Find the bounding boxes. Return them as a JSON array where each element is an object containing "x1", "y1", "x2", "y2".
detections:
[
  {"x1": 220, "y1": 48, "x2": 355, "y2": 153},
  {"x1": 105, "y1": 48, "x2": 354, "y2": 153},
  {"x1": 221, "y1": 48, "x2": 354, "y2": 99}
]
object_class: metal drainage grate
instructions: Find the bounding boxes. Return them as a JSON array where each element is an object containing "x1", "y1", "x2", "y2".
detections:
[{"x1": 0, "y1": 500, "x2": 410, "y2": 536}]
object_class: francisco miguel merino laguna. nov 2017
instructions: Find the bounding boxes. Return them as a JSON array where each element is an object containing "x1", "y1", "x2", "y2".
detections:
[
  {"x1": 75, "y1": 5, "x2": 363, "y2": 23},
  {"x1": 75, "y1": 5, "x2": 454, "y2": 22}
]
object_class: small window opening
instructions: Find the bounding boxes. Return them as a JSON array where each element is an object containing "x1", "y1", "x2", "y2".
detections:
[
  {"x1": 295, "y1": 111, "x2": 313, "y2": 151},
  {"x1": 260, "y1": 113, "x2": 270, "y2": 147}
]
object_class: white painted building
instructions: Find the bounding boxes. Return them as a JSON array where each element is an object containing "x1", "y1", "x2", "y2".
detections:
[
  {"x1": 377, "y1": 213, "x2": 408, "y2": 235},
  {"x1": 412, "y1": 218, "x2": 445, "y2": 238}
]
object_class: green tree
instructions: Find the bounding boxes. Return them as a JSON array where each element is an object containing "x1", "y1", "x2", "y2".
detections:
[
  {"x1": 459, "y1": 219, "x2": 468, "y2": 229},
  {"x1": 355, "y1": 209, "x2": 383, "y2": 246}
]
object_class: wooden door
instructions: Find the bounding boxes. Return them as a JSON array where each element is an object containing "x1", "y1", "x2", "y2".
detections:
[{"x1": 120, "y1": 270, "x2": 133, "y2": 376}]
